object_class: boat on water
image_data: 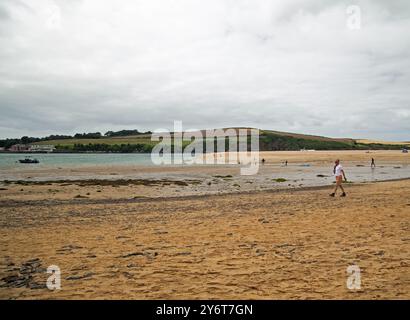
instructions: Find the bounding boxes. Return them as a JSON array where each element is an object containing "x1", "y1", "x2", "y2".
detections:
[{"x1": 18, "y1": 157, "x2": 40, "y2": 164}]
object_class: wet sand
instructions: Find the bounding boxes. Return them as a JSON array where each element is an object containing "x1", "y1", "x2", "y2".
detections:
[
  {"x1": 0, "y1": 150, "x2": 409, "y2": 299},
  {"x1": 1, "y1": 150, "x2": 409, "y2": 201}
]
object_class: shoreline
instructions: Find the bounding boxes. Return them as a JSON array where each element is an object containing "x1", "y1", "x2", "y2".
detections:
[
  {"x1": 1, "y1": 176, "x2": 410, "y2": 208},
  {"x1": 1, "y1": 150, "x2": 409, "y2": 202},
  {"x1": 1, "y1": 145, "x2": 409, "y2": 154}
]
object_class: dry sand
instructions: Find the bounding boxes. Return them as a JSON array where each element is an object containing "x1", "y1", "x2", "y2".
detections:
[{"x1": 0, "y1": 178, "x2": 409, "y2": 299}]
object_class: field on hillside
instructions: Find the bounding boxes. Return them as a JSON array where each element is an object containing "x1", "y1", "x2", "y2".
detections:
[
  {"x1": 357, "y1": 139, "x2": 410, "y2": 147},
  {"x1": 262, "y1": 130, "x2": 355, "y2": 143},
  {"x1": 29, "y1": 129, "x2": 409, "y2": 151}
]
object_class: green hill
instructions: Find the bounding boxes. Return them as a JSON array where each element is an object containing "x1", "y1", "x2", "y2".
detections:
[{"x1": 1, "y1": 128, "x2": 408, "y2": 152}]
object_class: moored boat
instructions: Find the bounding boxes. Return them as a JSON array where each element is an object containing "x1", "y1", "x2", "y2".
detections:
[{"x1": 18, "y1": 158, "x2": 40, "y2": 164}]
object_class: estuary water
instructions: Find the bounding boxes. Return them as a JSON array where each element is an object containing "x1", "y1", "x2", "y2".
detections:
[{"x1": 0, "y1": 153, "x2": 154, "y2": 169}]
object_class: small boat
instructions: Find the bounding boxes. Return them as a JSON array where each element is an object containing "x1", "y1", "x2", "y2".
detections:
[{"x1": 18, "y1": 158, "x2": 40, "y2": 164}]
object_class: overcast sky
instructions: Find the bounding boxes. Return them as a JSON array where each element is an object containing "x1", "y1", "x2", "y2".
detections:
[{"x1": 0, "y1": 0, "x2": 409, "y2": 140}]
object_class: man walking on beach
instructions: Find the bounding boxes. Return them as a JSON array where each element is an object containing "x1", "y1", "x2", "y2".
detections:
[{"x1": 330, "y1": 159, "x2": 347, "y2": 197}]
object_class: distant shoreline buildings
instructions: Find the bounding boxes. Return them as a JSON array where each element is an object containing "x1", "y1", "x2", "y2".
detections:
[{"x1": 3, "y1": 144, "x2": 55, "y2": 153}]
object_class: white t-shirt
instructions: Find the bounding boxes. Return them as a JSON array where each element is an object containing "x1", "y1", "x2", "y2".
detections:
[{"x1": 334, "y1": 164, "x2": 343, "y2": 176}]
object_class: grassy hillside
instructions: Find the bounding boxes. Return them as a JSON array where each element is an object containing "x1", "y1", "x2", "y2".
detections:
[
  {"x1": 356, "y1": 139, "x2": 410, "y2": 147},
  {"x1": 8, "y1": 128, "x2": 407, "y2": 152},
  {"x1": 260, "y1": 131, "x2": 408, "y2": 151},
  {"x1": 260, "y1": 131, "x2": 356, "y2": 151},
  {"x1": 262, "y1": 130, "x2": 355, "y2": 144}
]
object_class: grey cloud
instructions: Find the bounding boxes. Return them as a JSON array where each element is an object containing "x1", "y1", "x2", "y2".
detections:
[{"x1": 0, "y1": 0, "x2": 409, "y2": 140}]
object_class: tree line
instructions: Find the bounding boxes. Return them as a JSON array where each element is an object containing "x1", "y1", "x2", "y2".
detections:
[{"x1": 0, "y1": 129, "x2": 151, "y2": 148}]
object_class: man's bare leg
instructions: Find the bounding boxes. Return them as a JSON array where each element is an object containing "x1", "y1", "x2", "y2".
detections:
[{"x1": 330, "y1": 183, "x2": 339, "y2": 196}]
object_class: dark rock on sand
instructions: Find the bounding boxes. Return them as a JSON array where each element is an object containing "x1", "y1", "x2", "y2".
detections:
[
  {"x1": 66, "y1": 272, "x2": 94, "y2": 281},
  {"x1": 0, "y1": 258, "x2": 47, "y2": 289}
]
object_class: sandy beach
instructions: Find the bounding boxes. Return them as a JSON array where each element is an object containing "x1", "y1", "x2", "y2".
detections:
[{"x1": 0, "y1": 151, "x2": 409, "y2": 299}]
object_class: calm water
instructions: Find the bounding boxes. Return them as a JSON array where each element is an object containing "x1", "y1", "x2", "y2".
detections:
[{"x1": 0, "y1": 153, "x2": 154, "y2": 169}]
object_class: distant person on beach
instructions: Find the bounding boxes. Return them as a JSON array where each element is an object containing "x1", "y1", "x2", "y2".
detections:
[
  {"x1": 330, "y1": 159, "x2": 347, "y2": 197},
  {"x1": 285, "y1": 160, "x2": 288, "y2": 166},
  {"x1": 261, "y1": 158, "x2": 265, "y2": 165},
  {"x1": 371, "y1": 158, "x2": 376, "y2": 168}
]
